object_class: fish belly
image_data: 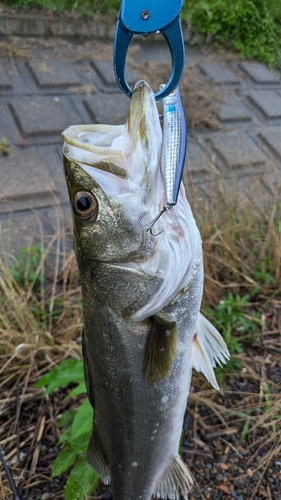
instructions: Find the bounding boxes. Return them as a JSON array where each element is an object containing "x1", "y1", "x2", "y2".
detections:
[{"x1": 81, "y1": 254, "x2": 203, "y2": 500}]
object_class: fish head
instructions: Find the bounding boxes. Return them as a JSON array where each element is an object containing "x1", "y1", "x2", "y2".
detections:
[{"x1": 62, "y1": 81, "x2": 164, "y2": 264}]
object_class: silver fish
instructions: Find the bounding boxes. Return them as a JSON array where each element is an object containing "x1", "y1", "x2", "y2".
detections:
[{"x1": 62, "y1": 80, "x2": 229, "y2": 500}]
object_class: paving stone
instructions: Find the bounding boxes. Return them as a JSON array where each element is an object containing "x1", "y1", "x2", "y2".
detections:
[
  {"x1": 31, "y1": 145, "x2": 69, "y2": 202},
  {"x1": 247, "y1": 91, "x2": 281, "y2": 119},
  {"x1": 92, "y1": 60, "x2": 138, "y2": 89},
  {"x1": 27, "y1": 59, "x2": 82, "y2": 88},
  {"x1": 217, "y1": 95, "x2": 252, "y2": 123},
  {"x1": 240, "y1": 62, "x2": 280, "y2": 84},
  {"x1": 0, "y1": 61, "x2": 11, "y2": 90},
  {"x1": 195, "y1": 172, "x2": 273, "y2": 206},
  {"x1": 0, "y1": 210, "x2": 50, "y2": 255},
  {"x1": 198, "y1": 62, "x2": 241, "y2": 85},
  {"x1": 209, "y1": 132, "x2": 267, "y2": 173},
  {"x1": 0, "y1": 148, "x2": 59, "y2": 214},
  {"x1": 0, "y1": 102, "x2": 23, "y2": 145},
  {"x1": 0, "y1": 62, "x2": 32, "y2": 97},
  {"x1": 184, "y1": 141, "x2": 216, "y2": 184},
  {"x1": 0, "y1": 204, "x2": 73, "y2": 261},
  {"x1": 258, "y1": 127, "x2": 281, "y2": 161},
  {"x1": 81, "y1": 92, "x2": 130, "y2": 124},
  {"x1": 260, "y1": 170, "x2": 281, "y2": 196},
  {"x1": 9, "y1": 96, "x2": 81, "y2": 139}
]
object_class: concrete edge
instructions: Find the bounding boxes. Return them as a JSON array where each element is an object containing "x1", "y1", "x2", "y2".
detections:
[{"x1": 0, "y1": 12, "x2": 195, "y2": 41}]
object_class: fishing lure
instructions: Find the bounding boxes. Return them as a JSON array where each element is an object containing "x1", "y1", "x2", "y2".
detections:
[
  {"x1": 161, "y1": 85, "x2": 187, "y2": 207},
  {"x1": 140, "y1": 85, "x2": 187, "y2": 236}
]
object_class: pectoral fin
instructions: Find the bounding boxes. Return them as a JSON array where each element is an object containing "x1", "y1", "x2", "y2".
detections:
[
  {"x1": 143, "y1": 315, "x2": 177, "y2": 385},
  {"x1": 153, "y1": 455, "x2": 193, "y2": 500},
  {"x1": 87, "y1": 429, "x2": 111, "y2": 485},
  {"x1": 191, "y1": 313, "x2": 230, "y2": 390}
]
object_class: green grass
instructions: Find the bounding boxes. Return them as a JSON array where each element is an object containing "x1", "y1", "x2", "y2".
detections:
[
  {"x1": 2, "y1": 0, "x2": 120, "y2": 15},
  {"x1": 2, "y1": 0, "x2": 281, "y2": 63},
  {"x1": 35, "y1": 359, "x2": 98, "y2": 500},
  {"x1": 0, "y1": 137, "x2": 10, "y2": 156},
  {"x1": 182, "y1": 0, "x2": 281, "y2": 64}
]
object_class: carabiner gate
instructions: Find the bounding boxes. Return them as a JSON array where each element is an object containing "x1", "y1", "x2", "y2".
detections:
[{"x1": 113, "y1": 0, "x2": 185, "y2": 101}]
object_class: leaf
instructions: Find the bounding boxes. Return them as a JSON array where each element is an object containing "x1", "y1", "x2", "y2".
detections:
[
  {"x1": 59, "y1": 425, "x2": 72, "y2": 444},
  {"x1": 71, "y1": 399, "x2": 93, "y2": 441},
  {"x1": 216, "y1": 484, "x2": 230, "y2": 495},
  {"x1": 34, "y1": 359, "x2": 84, "y2": 394},
  {"x1": 71, "y1": 433, "x2": 91, "y2": 453},
  {"x1": 65, "y1": 457, "x2": 100, "y2": 500},
  {"x1": 52, "y1": 444, "x2": 78, "y2": 477},
  {"x1": 59, "y1": 427, "x2": 90, "y2": 454},
  {"x1": 240, "y1": 418, "x2": 250, "y2": 442},
  {"x1": 65, "y1": 382, "x2": 87, "y2": 400},
  {"x1": 57, "y1": 410, "x2": 76, "y2": 428}
]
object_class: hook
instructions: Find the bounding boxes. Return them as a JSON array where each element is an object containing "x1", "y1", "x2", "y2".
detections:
[{"x1": 139, "y1": 205, "x2": 174, "y2": 236}]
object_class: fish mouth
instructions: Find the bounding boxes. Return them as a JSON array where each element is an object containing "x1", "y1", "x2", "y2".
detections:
[
  {"x1": 61, "y1": 123, "x2": 128, "y2": 180},
  {"x1": 61, "y1": 81, "x2": 157, "y2": 182},
  {"x1": 127, "y1": 80, "x2": 159, "y2": 140}
]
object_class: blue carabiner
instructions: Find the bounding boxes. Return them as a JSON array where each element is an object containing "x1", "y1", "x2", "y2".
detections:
[{"x1": 113, "y1": 0, "x2": 185, "y2": 101}]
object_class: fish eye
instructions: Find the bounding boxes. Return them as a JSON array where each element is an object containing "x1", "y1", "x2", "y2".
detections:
[{"x1": 73, "y1": 191, "x2": 98, "y2": 220}]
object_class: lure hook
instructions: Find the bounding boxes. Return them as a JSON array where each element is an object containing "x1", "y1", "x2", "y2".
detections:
[{"x1": 139, "y1": 205, "x2": 174, "y2": 236}]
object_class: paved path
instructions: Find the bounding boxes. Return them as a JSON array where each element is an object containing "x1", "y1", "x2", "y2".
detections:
[{"x1": 0, "y1": 37, "x2": 280, "y2": 259}]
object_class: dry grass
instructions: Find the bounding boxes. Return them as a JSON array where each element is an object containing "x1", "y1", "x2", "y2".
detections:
[
  {"x1": 198, "y1": 180, "x2": 281, "y2": 307},
  {"x1": 129, "y1": 59, "x2": 222, "y2": 131},
  {"x1": 0, "y1": 176, "x2": 280, "y2": 499},
  {"x1": 0, "y1": 235, "x2": 84, "y2": 499}
]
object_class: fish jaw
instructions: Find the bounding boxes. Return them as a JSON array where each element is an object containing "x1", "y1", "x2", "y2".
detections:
[
  {"x1": 62, "y1": 81, "x2": 163, "y2": 217},
  {"x1": 62, "y1": 81, "x2": 166, "y2": 266}
]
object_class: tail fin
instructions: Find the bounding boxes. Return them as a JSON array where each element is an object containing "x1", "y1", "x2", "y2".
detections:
[
  {"x1": 153, "y1": 455, "x2": 193, "y2": 500},
  {"x1": 191, "y1": 313, "x2": 230, "y2": 390}
]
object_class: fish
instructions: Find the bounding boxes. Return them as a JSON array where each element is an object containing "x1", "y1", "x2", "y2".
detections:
[{"x1": 62, "y1": 80, "x2": 230, "y2": 500}]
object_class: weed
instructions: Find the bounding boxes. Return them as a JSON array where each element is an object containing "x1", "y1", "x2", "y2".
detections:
[
  {"x1": 2, "y1": 0, "x2": 120, "y2": 15},
  {"x1": 251, "y1": 261, "x2": 277, "y2": 295},
  {"x1": 3, "y1": 0, "x2": 281, "y2": 64},
  {"x1": 182, "y1": 0, "x2": 281, "y2": 64},
  {"x1": 0, "y1": 137, "x2": 10, "y2": 156},
  {"x1": 35, "y1": 359, "x2": 99, "y2": 500},
  {"x1": 9, "y1": 243, "x2": 44, "y2": 289},
  {"x1": 203, "y1": 292, "x2": 261, "y2": 377}
]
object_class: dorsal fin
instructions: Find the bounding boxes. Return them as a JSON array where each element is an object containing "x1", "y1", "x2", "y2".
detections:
[
  {"x1": 153, "y1": 455, "x2": 193, "y2": 500},
  {"x1": 143, "y1": 315, "x2": 177, "y2": 385},
  {"x1": 191, "y1": 313, "x2": 230, "y2": 390}
]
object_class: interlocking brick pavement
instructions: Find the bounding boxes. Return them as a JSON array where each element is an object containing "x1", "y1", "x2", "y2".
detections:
[{"x1": 0, "y1": 37, "x2": 280, "y2": 258}]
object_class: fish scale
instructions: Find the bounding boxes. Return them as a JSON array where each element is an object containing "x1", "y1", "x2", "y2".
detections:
[
  {"x1": 62, "y1": 80, "x2": 229, "y2": 500},
  {"x1": 81, "y1": 261, "x2": 201, "y2": 500}
]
